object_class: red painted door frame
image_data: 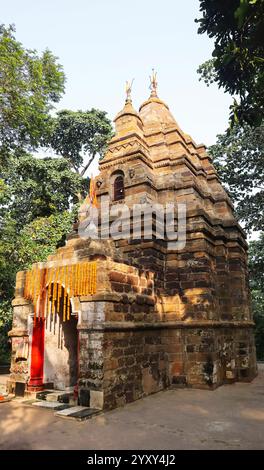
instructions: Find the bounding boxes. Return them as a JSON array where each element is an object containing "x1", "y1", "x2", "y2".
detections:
[{"x1": 28, "y1": 319, "x2": 45, "y2": 391}]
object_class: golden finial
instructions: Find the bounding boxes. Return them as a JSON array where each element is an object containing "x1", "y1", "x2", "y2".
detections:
[
  {"x1": 125, "y1": 78, "x2": 134, "y2": 103},
  {"x1": 149, "y1": 68, "x2": 158, "y2": 97}
]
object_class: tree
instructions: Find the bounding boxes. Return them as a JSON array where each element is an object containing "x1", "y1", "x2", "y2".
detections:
[
  {"x1": 209, "y1": 123, "x2": 264, "y2": 232},
  {"x1": 248, "y1": 235, "x2": 264, "y2": 360},
  {"x1": 0, "y1": 211, "x2": 75, "y2": 362},
  {"x1": 0, "y1": 24, "x2": 65, "y2": 157},
  {"x1": 196, "y1": 0, "x2": 264, "y2": 126},
  {"x1": 251, "y1": 290, "x2": 264, "y2": 360},
  {"x1": 0, "y1": 24, "x2": 113, "y2": 362},
  {"x1": 0, "y1": 154, "x2": 82, "y2": 295},
  {"x1": 16, "y1": 211, "x2": 76, "y2": 268},
  {"x1": 46, "y1": 109, "x2": 113, "y2": 177},
  {"x1": 249, "y1": 233, "x2": 264, "y2": 291},
  {"x1": 0, "y1": 151, "x2": 86, "y2": 363},
  {"x1": 1, "y1": 153, "x2": 85, "y2": 229},
  {"x1": 0, "y1": 24, "x2": 66, "y2": 360},
  {"x1": 0, "y1": 158, "x2": 80, "y2": 360},
  {"x1": 0, "y1": 301, "x2": 12, "y2": 363},
  {"x1": 209, "y1": 126, "x2": 264, "y2": 358},
  {"x1": 0, "y1": 217, "x2": 18, "y2": 301}
]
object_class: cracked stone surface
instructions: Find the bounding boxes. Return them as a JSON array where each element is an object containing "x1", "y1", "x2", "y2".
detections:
[{"x1": 0, "y1": 364, "x2": 264, "y2": 450}]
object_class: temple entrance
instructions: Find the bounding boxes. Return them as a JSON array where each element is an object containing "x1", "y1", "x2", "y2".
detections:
[
  {"x1": 43, "y1": 284, "x2": 78, "y2": 390},
  {"x1": 28, "y1": 318, "x2": 45, "y2": 391}
]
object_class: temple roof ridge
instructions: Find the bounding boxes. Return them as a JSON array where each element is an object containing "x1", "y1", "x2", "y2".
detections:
[
  {"x1": 114, "y1": 79, "x2": 142, "y2": 124},
  {"x1": 114, "y1": 98, "x2": 142, "y2": 123}
]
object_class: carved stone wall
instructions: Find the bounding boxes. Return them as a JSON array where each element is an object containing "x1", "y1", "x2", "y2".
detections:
[{"x1": 9, "y1": 89, "x2": 257, "y2": 407}]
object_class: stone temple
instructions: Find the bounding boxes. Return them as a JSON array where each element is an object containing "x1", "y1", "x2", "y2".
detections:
[{"x1": 8, "y1": 77, "x2": 257, "y2": 410}]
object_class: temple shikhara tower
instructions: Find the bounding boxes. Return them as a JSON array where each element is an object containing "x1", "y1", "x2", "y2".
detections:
[{"x1": 8, "y1": 74, "x2": 257, "y2": 410}]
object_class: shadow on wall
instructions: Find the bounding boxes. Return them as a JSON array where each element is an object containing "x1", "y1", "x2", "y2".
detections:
[
  {"x1": 61, "y1": 315, "x2": 78, "y2": 387},
  {"x1": 44, "y1": 285, "x2": 78, "y2": 389}
]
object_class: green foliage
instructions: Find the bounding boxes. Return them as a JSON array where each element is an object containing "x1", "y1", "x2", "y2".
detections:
[
  {"x1": 251, "y1": 290, "x2": 264, "y2": 360},
  {"x1": 0, "y1": 24, "x2": 65, "y2": 155},
  {"x1": 0, "y1": 25, "x2": 113, "y2": 363},
  {"x1": 196, "y1": 0, "x2": 264, "y2": 126},
  {"x1": 0, "y1": 300, "x2": 12, "y2": 363},
  {"x1": 0, "y1": 217, "x2": 18, "y2": 301},
  {"x1": 0, "y1": 24, "x2": 77, "y2": 362},
  {"x1": 249, "y1": 234, "x2": 264, "y2": 292},
  {"x1": 1, "y1": 153, "x2": 85, "y2": 228},
  {"x1": 210, "y1": 124, "x2": 264, "y2": 358},
  {"x1": 197, "y1": 59, "x2": 217, "y2": 86},
  {"x1": 0, "y1": 209, "x2": 76, "y2": 362},
  {"x1": 0, "y1": 208, "x2": 76, "y2": 362},
  {"x1": 17, "y1": 211, "x2": 76, "y2": 269},
  {"x1": 249, "y1": 235, "x2": 264, "y2": 360},
  {"x1": 46, "y1": 109, "x2": 113, "y2": 176},
  {"x1": 0, "y1": 210, "x2": 76, "y2": 295},
  {"x1": 0, "y1": 152, "x2": 82, "y2": 298},
  {"x1": 209, "y1": 123, "x2": 264, "y2": 232}
]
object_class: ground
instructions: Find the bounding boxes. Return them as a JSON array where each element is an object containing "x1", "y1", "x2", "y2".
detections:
[{"x1": 0, "y1": 365, "x2": 264, "y2": 450}]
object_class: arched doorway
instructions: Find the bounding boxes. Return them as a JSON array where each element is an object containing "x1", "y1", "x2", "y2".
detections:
[
  {"x1": 111, "y1": 171, "x2": 125, "y2": 201},
  {"x1": 43, "y1": 284, "x2": 78, "y2": 390}
]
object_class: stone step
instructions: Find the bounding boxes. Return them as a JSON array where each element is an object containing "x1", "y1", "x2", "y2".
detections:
[
  {"x1": 55, "y1": 406, "x2": 101, "y2": 421},
  {"x1": 21, "y1": 398, "x2": 39, "y2": 405},
  {"x1": 35, "y1": 389, "x2": 55, "y2": 400},
  {"x1": 24, "y1": 388, "x2": 54, "y2": 399},
  {"x1": 46, "y1": 391, "x2": 74, "y2": 403},
  {"x1": 23, "y1": 397, "x2": 100, "y2": 420},
  {"x1": 32, "y1": 400, "x2": 71, "y2": 411}
]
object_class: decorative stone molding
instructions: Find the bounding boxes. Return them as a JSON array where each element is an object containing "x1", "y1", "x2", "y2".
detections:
[{"x1": 129, "y1": 168, "x2": 135, "y2": 179}]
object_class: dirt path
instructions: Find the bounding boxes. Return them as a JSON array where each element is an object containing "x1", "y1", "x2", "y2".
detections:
[{"x1": 0, "y1": 365, "x2": 264, "y2": 450}]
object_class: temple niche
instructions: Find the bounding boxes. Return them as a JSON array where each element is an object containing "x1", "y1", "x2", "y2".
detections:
[{"x1": 8, "y1": 76, "x2": 257, "y2": 410}]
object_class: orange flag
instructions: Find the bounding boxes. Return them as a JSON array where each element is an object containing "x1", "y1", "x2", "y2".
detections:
[{"x1": 88, "y1": 175, "x2": 97, "y2": 207}]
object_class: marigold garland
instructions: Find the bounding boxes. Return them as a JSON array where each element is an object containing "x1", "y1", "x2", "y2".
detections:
[{"x1": 24, "y1": 261, "x2": 97, "y2": 322}]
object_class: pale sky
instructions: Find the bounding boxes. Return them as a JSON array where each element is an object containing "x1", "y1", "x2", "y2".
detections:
[
  {"x1": 2, "y1": 0, "x2": 232, "y2": 174},
  {"x1": 2, "y1": 0, "x2": 258, "y2": 240}
]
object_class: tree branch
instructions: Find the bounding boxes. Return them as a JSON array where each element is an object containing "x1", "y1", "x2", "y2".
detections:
[{"x1": 80, "y1": 154, "x2": 95, "y2": 177}]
